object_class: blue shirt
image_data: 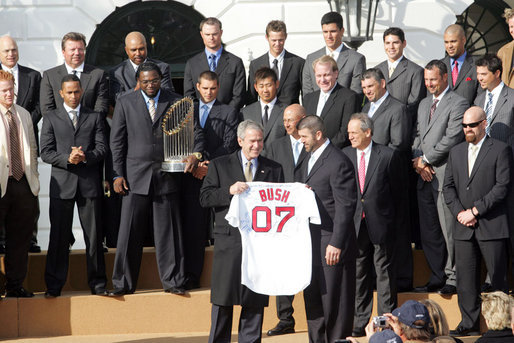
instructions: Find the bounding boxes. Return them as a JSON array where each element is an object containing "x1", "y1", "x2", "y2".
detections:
[
  {"x1": 450, "y1": 51, "x2": 467, "y2": 75},
  {"x1": 205, "y1": 47, "x2": 223, "y2": 68},
  {"x1": 141, "y1": 90, "x2": 161, "y2": 111}
]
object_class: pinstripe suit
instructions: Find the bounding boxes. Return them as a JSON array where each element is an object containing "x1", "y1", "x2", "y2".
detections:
[
  {"x1": 412, "y1": 90, "x2": 468, "y2": 288},
  {"x1": 442, "y1": 54, "x2": 481, "y2": 105},
  {"x1": 302, "y1": 45, "x2": 366, "y2": 96},
  {"x1": 375, "y1": 57, "x2": 426, "y2": 121}
]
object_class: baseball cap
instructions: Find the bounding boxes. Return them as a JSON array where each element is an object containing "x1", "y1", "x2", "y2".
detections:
[
  {"x1": 392, "y1": 300, "x2": 430, "y2": 329},
  {"x1": 369, "y1": 329, "x2": 402, "y2": 343}
]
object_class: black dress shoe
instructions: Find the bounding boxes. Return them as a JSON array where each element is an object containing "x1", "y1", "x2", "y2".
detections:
[
  {"x1": 481, "y1": 282, "x2": 492, "y2": 292},
  {"x1": 267, "y1": 322, "x2": 295, "y2": 336},
  {"x1": 414, "y1": 283, "x2": 443, "y2": 293},
  {"x1": 183, "y1": 278, "x2": 200, "y2": 290},
  {"x1": 450, "y1": 326, "x2": 480, "y2": 336},
  {"x1": 5, "y1": 287, "x2": 34, "y2": 298},
  {"x1": 44, "y1": 290, "x2": 60, "y2": 298},
  {"x1": 108, "y1": 288, "x2": 131, "y2": 297},
  {"x1": 165, "y1": 286, "x2": 186, "y2": 295},
  {"x1": 438, "y1": 284, "x2": 457, "y2": 295},
  {"x1": 29, "y1": 244, "x2": 41, "y2": 253},
  {"x1": 351, "y1": 329, "x2": 366, "y2": 337},
  {"x1": 91, "y1": 288, "x2": 109, "y2": 296},
  {"x1": 0, "y1": 244, "x2": 5, "y2": 254}
]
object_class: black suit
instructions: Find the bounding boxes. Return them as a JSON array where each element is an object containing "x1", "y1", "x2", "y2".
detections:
[
  {"x1": 443, "y1": 137, "x2": 511, "y2": 330},
  {"x1": 267, "y1": 135, "x2": 308, "y2": 327},
  {"x1": 303, "y1": 84, "x2": 360, "y2": 148},
  {"x1": 442, "y1": 53, "x2": 481, "y2": 105},
  {"x1": 299, "y1": 142, "x2": 357, "y2": 343},
  {"x1": 40, "y1": 64, "x2": 109, "y2": 117},
  {"x1": 343, "y1": 143, "x2": 399, "y2": 332},
  {"x1": 40, "y1": 107, "x2": 107, "y2": 294},
  {"x1": 181, "y1": 100, "x2": 239, "y2": 284},
  {"x1": 199, "y1": 150, "x2": 284, "y2": 343},
  {"x1": 110, "y1": 89, "x2": 184, "y2": 293},
  {"x1": 246, "y1": 50, "x2": 304, "y2": 105},
  {"x1": 109, "y1": 58, "x2": 174, "y2": 104},
  {"x1": 240, "y1": 100, "x2": 286, "y2": 154},
  {"x1": 184, "y1": 49, "x2": 246, "y2": 109}
]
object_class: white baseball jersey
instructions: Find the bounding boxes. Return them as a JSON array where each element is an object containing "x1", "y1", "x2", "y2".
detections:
[{"x1": 226, "y1": 182, "x2": 320, "y2": 296}]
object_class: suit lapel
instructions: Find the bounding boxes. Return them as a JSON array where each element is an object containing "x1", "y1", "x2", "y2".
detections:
[
  {"x1": 296, "y1": 147, "x2": 308, "y2": 170},
  {"x1": 305, "y1": 144, "x2": 331, "y2": 182},
  {"x1": 205, "y1": 101, "x2": 221, "y2": 129},
  {"x1": 215, "y1": 51, "x2": 229, "y2": 76},
  {"x1": 424, "y1": 93, "x2": 449, "y2": 136},
  {"x1": 16, "y1": 69, "x2": 30, "y2": 104},
  {"x1": 57, "y1": 108, "x2": 76, "y2": 131},
  {"x1": 75, "y1": 109, "x2": 89, "y2": 132},
  {"x1": 388, "y1": 58, "x2": 407, "y2": 83},
  {"x1": 80, "y1": 65, "x2": 93, "y2": 95},
  {"x1": 278, "y1": 51, "x2": 293, "y2": 92},
  {"x1": 320, "y1": 85, "x2": 340, "y2": 119},
  {"x1": 155, "y1": 91, "x2": 172, "y2": 124},
  {"x1": 468, "y1": 138, "x2": 491, "y2": 183},
  {"x1": 123, "y1": 60, "x2": 137, "y2": 87},
  {"x1": 370, "y1": 96, "x2": 389, "y2": 121},
  {"x1": 264, "y1": 102, "x2": 281, "y2": 139},
  {"x1": 491, "y1": 86, "x2": 508, "y2": 120},
  {"x1": 454, "y1": 56, "x2": 472, "y2": 88},
  {"x1": 337, "y1": 46, "x2": 349, "y2": 71},
  {"x1": 254, "y1": 156, "x2": 274, "y2": 181},
  {"x1": 363, "y1": 146, "x2": 380, "y2": 194}
]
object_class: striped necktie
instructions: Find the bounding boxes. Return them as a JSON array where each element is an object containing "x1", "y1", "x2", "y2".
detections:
[{"x1": 6, "y1": 110, "x2": 24, "y2": 180}]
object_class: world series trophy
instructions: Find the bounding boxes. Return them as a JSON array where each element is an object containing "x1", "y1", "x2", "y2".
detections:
[{"x1": 161, "y1": 97, "x2": 195, "y2": 172}]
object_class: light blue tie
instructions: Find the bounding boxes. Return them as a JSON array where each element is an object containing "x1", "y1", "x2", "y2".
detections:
[
  {"x1": 485, "y1": 92, "x2": 494, "y2": 135},
  {"x1": 209, "y1": 54, "x2": 217, "y2": 72},
  {"x1": 200, "y1": 104, "x2": 209, "y2": 128},
  {"x1": 293, "y1": 141, "x2": 300, "y2": 165}
]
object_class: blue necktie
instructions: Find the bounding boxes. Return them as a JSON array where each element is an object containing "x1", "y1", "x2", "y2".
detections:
[
  {"x1": 200, "y1": 104, "x2": 209, "y2": 128},
  {"x1": 293, "y1": 141, "x2": 300, "y2": 165},
  {"x1": 209, "y1": 54, "x2": 217, "y2": 72}
]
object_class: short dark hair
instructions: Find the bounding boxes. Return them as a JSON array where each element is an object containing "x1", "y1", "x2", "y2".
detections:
[
  {"x1": 198, "y1": 70, "x2": 219, "y2": 84},
  {"x1": 475, "y1": 53, "x2": 503, "y2": 75},
  {"x1": 136, "y1": 61, "x2": 163, "y2": 80},
  {"x1": 266, "y1": 20, "x2": 287, "y2": 36},
  {"x1": 361, "y1": 68, "x2": 385, "y2": 82},
  {"x1": 321, "y1": 12, "x2": 343, "y2": 30},
  {"x1": 425, "y1": 59, "x2": 447, "y2": 77},
  {"x1": 297, "y1": 115, "x2": 326, "y2": 137},
  {"x1": 60, "y1": 74, "x2": 81, "y2": 88},
  {"x1": 61, "y1": 32, "x2": 87, "y2": 50},
  {"x1": 254, "y1": 66, "x2": 278, "y2": 83},
  {"x1": 200, "y1": 17, "x2": 222, "y2": 31},
  {"x1": 383, "y1": 27, "x2": 405, "y2": 42}
]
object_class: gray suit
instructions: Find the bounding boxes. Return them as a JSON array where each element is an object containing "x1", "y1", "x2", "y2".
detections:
[
  {"x1": 362, "y1": 94, "x2": 411, "y2": 152},
  {"x1": 442, "y1": 53, "x2": 481, "y2": 105},
  {"x1": 375, "y1": 57, "x2": 426, "y2": 121},
  {"x1": 247, "y1": 50, "x2": 304, "y2": 105},
  {"x1": 109, "y1": 58, "x2": 174, "y2": 103},
  {"x1": 412, "y1": 90, "x2": 468, "y2": 288},
  {"x1": 302, "y1": 45, "x2": 366, "y2": 96},
  {"x1": 40, "y1": 64, "x2": 109, "y2": 117},
  {"x1": 240, "y1": 100, "x2": 286, "y2": 153}
]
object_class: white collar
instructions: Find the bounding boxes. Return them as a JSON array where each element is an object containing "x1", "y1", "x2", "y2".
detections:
[
  {"x1": 65, "y1": 62, "x2": 84, "y2": 73},
  {"x1": 433, "y1": 86, "x2": 450, "y2": 102},
  {"x1": 387, "y1": 55, "x2": 404, "y2": 69},
  {"x1": 311, "y1": 138, "x2": 330, "y2": 161},
  {"x1": 268, "y1": 49, "x2": 285, "y2": 63},
  {"x1": 63, "y1": 103, "x2": 81, "y2": 114},
  {"x1": 357, "y1": 141, "x2": 372, "y2": 155}
]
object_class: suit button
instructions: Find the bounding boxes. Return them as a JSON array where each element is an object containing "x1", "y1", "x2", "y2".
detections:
[
  {"x1": 361, "y1": 199, "x2": 364, "y2": 202},
  {"x1": 466, "y1": 187, "x2": 469, "y2": 190}
]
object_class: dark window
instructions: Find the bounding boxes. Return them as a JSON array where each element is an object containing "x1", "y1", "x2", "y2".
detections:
[{"x1": 85, "y1": 0, "x2": 205, "y2": 94}]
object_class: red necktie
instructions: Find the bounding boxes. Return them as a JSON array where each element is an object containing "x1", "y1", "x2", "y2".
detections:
[
  {"x1": 359, "y1": 151, "x2": 366, "y2": 218},
  {"x1": 452, "y1": 60, "x2": 459, "y2": 86}
]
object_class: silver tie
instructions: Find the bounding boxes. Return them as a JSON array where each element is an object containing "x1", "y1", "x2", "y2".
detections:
[
  {"x1": 485, "y1": 92, "x2": 494, "y2": 135},
  {"x1": 70, "y1": 110, "x2": 78, "y2": 129},
  {"x1": 148, "y1": 98, "x2": 156, "y2": 122}
]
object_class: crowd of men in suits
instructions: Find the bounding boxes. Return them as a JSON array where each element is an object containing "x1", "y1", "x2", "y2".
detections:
[{"x1": 0, "y1": 8, "x2": 513, "y2": 343}]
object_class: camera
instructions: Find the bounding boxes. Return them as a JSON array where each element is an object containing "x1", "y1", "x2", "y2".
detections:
[{"x1": 373, "y1": 315, "x2": 388, "y2": 328}]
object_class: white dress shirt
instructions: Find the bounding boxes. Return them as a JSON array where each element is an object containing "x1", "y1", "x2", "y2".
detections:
[
  {"x1": 308, "y1": 138, "x2": 330, "y2": 174},
  {"x1": 65, "y1": 62, "x2": 84, "y2": 78},
  {"x1": 268, "y1": 50, "x2": 285, "y2": 79}
]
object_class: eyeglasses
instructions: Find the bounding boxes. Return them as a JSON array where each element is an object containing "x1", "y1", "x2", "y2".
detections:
[
  {"x1": 140, "y1": 79, "x2": 160, "y2": 86},
  {"x1": 462, "y1": 120, "x2": 484, "y2": 128}
]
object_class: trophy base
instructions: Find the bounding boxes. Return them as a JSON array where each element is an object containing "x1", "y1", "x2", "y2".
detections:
[{"x1": 162, "y1": 160, "x2": 186, "y2": 173}]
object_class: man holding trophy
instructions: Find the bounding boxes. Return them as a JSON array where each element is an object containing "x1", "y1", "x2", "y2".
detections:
[{"x1": 109, "y1": 61, "x2": 186, "y2": 296}]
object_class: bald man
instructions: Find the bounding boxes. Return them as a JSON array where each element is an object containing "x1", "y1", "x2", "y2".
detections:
[
  {"x1": 266, "y1": 103, "x2": 308, "y2": 336},
  {"x1": 0, "y1": 35, "x2": 42, "y2": 253},
  {"x1": 109, "y1": 31, "x2": 174, "y2": 103},
  {"x1": 441, "y1": 24, "x2": 480, "y2": 104}
]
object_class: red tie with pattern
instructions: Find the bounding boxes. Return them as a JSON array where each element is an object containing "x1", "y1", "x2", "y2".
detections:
[
  {"x1": 359, "y1": 151, "x2": 366, "y2": 218},
  {"x1": 452, "y1": 60, "x2": 459, "y2": 86}
]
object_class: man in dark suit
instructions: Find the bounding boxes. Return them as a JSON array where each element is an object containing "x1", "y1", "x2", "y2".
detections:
[
  {"x1": 184, "y1": 17, "x2": 246, "y2": 110},
  {"x1": 109, "y1": 31, "x2": 174, "y2": 103},
  {"x1": 241, "y1": 67, "x2": 285, "y2": 153},
  {"x1": 265, "y1": 103, "x2": 307, "y2": 336},
  {"x1": 297, "y1": 115, "x2": 357, "y2": 342},
  {"x1": 303, "y1": 11, "x2": 366, "y2": 97},
  {"x1": 303, "y1": 55, "x2": 360, "y2": 149},
  {"x1": 375, "y1": 27, "x2": 426, "y2": 121},
  {"x1": 361, "y1": 67, "x2": 413, "y2": 292},
  {"x1": 180, "y1": 70, "x2": 239, "y2": 290},
  {"x1": 0, "y1": 35, "x2": 42, "y2": 253},
  {"x1": 40, "y1": 32, "x2": 109, "y2": 118},
  {"x1": 441, "y1": 24, "x2": 480, "y2": 105},
  {"x1": 443, "y1": 106, "x2": 511, "y2": 336},
  {"x1": 109, "y1": 62, "x2": 185, "y2": 296},
  {"x1": 247, "y1": 20, "x2": 304, "y2": 105},
  {"x1": 40, "y1": 74, "x2": 108, "y2": 297},
  {"x1": 343, "y1": 113, "x2": 399, "y2": 337},
  {"x1": 199, "y1": 120, "x2": 284, "y2": 343},
  {"x1": 474, "y1": 53, "x2": 514, "y2": 292},
  {"x1": 412, "y1": 60, "x2": 469, "y2": 295},
  {"x1": 0, "y1": 70, "x2": 39, "y2": 298}
]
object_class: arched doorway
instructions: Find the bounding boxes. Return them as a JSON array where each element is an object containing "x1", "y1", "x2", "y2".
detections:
[
  {"x1": 85, "y1": 0, "x2": 205, "y2": 94},
  {"x1": 457, "y1": 0, "x2": 511, "y2": 55}
]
